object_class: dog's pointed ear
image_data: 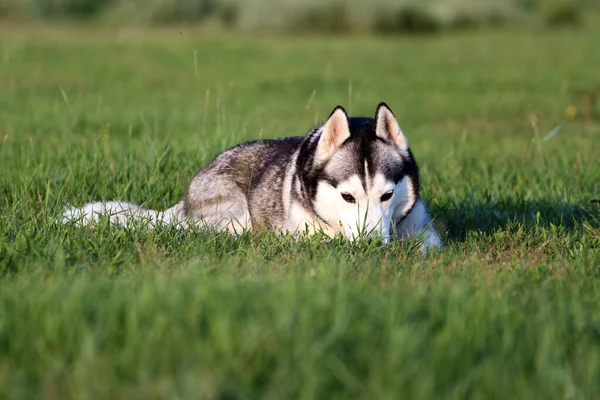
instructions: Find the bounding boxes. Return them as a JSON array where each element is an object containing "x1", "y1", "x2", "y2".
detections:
[
  {"x1": 315, "y1": 106, "x2": 350, "y2": 163},
  {"x1": 375, "y1": 102, "x2": 408, "y2": 151}
]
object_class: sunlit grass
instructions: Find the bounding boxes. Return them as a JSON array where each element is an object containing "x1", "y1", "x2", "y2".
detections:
[{"x1": 0, "y1": 26, "x2": 599, "y2": 398}]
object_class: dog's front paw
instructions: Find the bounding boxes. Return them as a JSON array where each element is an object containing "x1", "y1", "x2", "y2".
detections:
[{"x1": 418, "y1": 228, "x2": 442, "y2": 252}]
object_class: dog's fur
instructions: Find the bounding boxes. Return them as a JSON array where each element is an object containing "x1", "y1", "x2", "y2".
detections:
[{"x1": 63, "y1": 103, "x2": 441, "y2": 250}]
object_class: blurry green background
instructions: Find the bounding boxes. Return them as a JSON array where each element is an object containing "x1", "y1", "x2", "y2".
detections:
[{"x1": 0, "y1": 0, "x2": 593, "y2": 32}]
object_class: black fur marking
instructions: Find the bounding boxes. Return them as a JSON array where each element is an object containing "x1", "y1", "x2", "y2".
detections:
[
  {"x1": 294, "y1": 127, "x2": 335, "y2": 228},
  {"x1": 399, "y1": 147, "x2": 420, "y2": 218}
]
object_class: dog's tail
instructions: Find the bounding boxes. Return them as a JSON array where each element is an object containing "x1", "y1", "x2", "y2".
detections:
[{"x1": 61, "y1": 200, "x2": 186, "y2": 228}]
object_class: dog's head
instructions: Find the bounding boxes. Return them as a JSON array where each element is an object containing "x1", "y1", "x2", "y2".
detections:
[{"x1": 298, "y1": 103, "x2": 420, "y2": 241}]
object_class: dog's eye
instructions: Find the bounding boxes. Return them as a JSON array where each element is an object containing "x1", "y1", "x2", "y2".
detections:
[
  {"x1": 380, "y1": 191, "x2": 394, "y2": 202},
  {"x1": 341, "y1": 193, "x2": 356, "y2": 203}
]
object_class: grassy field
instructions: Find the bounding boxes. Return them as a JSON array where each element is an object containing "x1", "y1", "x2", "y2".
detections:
[{"x1": 1, "y1": 25, "x2": 600, "y2": 398}]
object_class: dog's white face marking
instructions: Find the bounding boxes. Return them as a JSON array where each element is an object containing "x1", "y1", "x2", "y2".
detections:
[{"x1": 314, "y1": 171, "x2": 412, "y2": 242}]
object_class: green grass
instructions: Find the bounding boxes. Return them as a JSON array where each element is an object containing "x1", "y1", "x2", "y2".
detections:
[{"x1": 1, "y1": 26, "x2": 600, "y2": 398}]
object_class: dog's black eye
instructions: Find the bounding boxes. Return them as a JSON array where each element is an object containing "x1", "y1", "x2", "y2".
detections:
[
  {"x1": 380, "y1": 191, "x2": 394, "y2": 202},
  {"x1": 341, "y1": 193, "x2": 356, "y2": 203}
]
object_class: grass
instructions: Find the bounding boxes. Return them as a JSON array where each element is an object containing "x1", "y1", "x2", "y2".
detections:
[{"x1": 1, "y1": 25, "x2": 600, "y2": 398}]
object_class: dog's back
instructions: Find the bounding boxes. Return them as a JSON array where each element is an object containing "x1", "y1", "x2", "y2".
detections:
[{"x1": 184, "y1": 137, "x2": 304, "y2": 232}]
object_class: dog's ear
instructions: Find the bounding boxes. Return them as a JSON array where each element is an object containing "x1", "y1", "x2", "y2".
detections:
[
  {"x1": 315, "y1": 106, "x2": 350, "y2": 163},
  {"x1": 375, "y1": 102, "x2": 408, "y2": 152}
]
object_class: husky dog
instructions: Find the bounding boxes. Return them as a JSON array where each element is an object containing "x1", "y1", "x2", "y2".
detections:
[{"x1": 63, "y1": 102, "x2": 441, "y2": 250}]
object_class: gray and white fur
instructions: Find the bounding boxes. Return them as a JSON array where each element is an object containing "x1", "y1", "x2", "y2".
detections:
[{"x1": 63, "y1": 103, "x2": 441, "y2": 250}]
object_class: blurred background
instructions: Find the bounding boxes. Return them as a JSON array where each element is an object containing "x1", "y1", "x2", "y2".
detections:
[{"x1": 0, "y1": 0, "x2": 597, "y2": 33}]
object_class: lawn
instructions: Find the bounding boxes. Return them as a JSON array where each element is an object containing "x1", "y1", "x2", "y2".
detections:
[{"x1": 1, "y1": 26, "x2": 600, "y2": 398}]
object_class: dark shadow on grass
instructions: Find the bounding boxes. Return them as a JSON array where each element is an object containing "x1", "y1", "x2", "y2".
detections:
[{"x1": 431, "y1": 196, "x2": 600, "y2": 242}]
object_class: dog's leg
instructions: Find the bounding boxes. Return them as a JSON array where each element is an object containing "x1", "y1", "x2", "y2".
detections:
[
  {"x1": 185, "y1": 175, "x2": 251, "y2": 234},
  {"x1": 395, "y1": 199, "x2": 441, "y2": 251}
]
